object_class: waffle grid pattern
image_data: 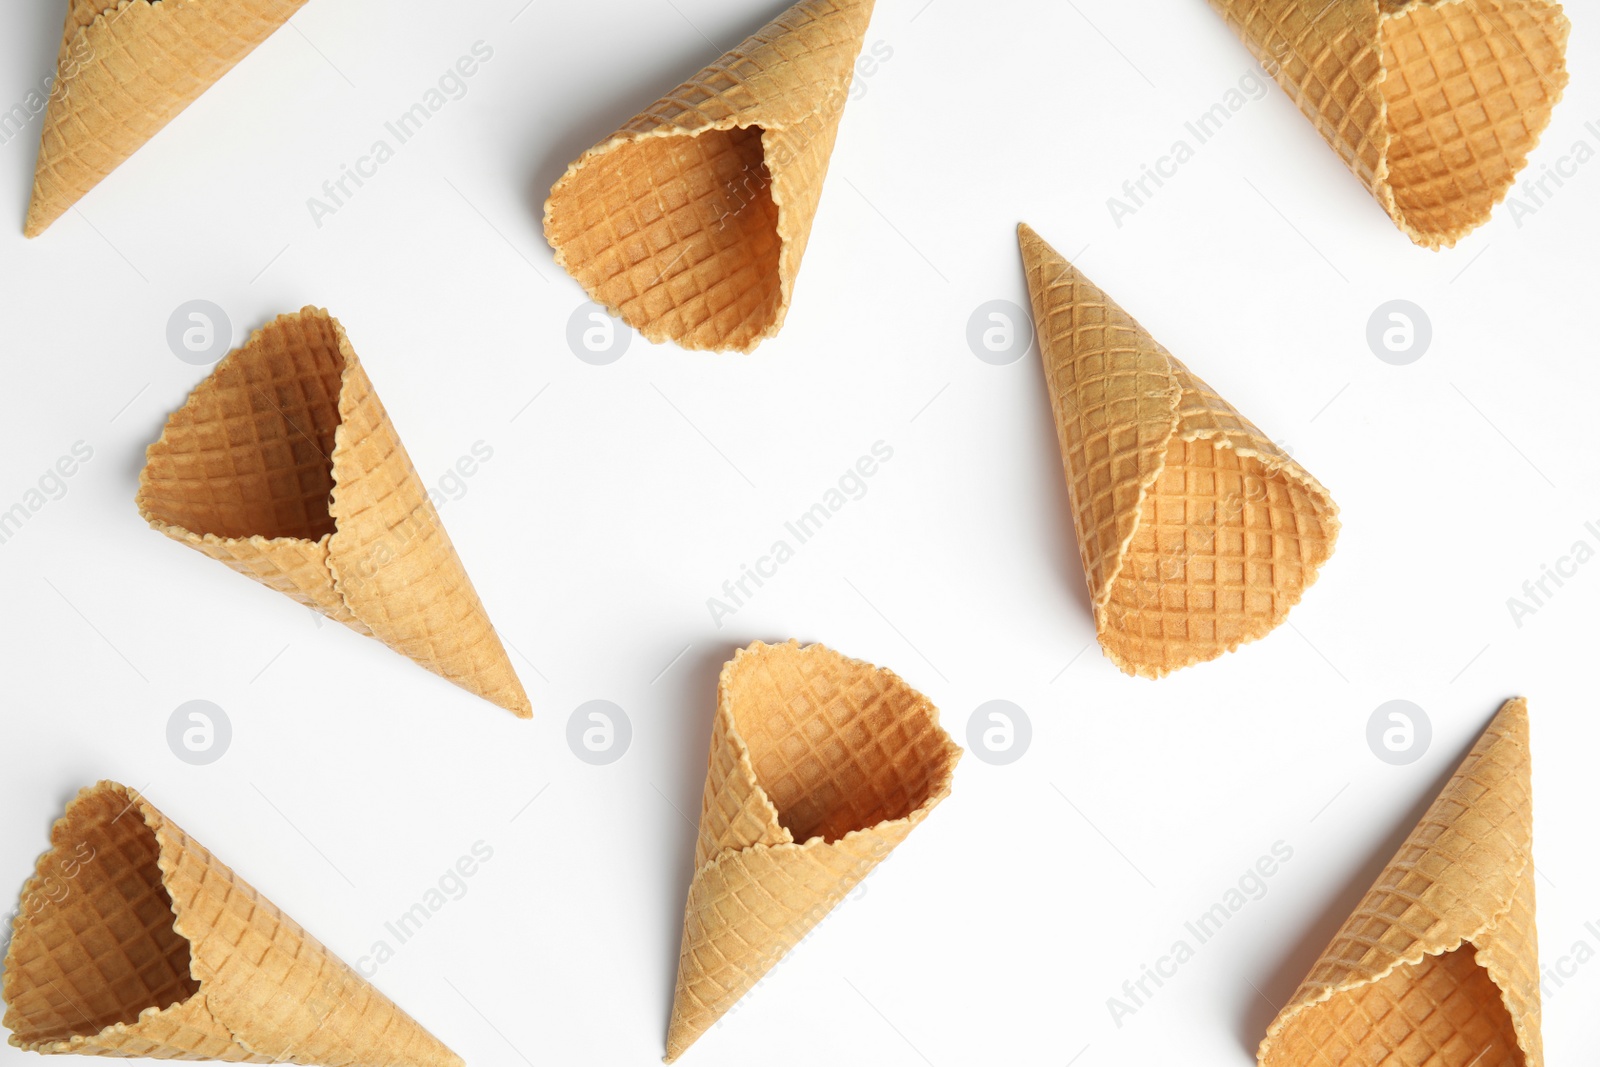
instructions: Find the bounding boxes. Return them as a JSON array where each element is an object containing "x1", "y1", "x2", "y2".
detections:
[
  {"x1": 4, "y1": 783, "x2": 462, "y2": 1067},
  {"x1": 1103, "y1": 434, "x2": 1335, "y2": 676},
  {"x1": 666, "y1": 641, "x2": 959, "y2": 1061},
  {"x1": 1020, "y1": 229, "x2": 1179, "y2": 603},
  {"x1": 325, "y1": 353, "x2": 527, "y2": 715},
  {"x1": 28, "y1": 0, "x2": 309, "y2": 236},
  {"x1": 1380, "y1": 0, "x2": 1569, "y2": 242},
  {"x1": 2, "y1": 789, "x2": 200, "y2": 1049},
  {"x1": 1019, "y1": 225, "x2": 1339, "y2": 679},
  {"x1": 137, "y1": 308, "x2": 529, "y2": 716},
  {"x1": 544, "y1": 0, "x2": 874, "y2": 351},
  {"x1": 139, "y1": 312, "x2": 342, "y2": 543},
  {"x1": 1206, "y1": 0, "x2": 1568, "y2": 248},
  {"x1": 1262, "y1": 700, "x2": 1540, "y2": 1067},
  {"x1": 546, "y1": 126, "x2": 785, "y2": 354}
]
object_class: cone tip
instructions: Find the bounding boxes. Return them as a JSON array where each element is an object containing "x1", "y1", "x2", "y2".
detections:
[
  {"x1": 664, "y1": 1010, "x2": 695, "y2": 1062},
  {"x1": 1015, "y1": 222, "x2": 1066, "y2": 277},
  {"x1": 23, "y1": 182, "x2": 60, "y2": 238},
  {"x1": 1493, "y1": 696, "x2": 1530, "y2": 738}
]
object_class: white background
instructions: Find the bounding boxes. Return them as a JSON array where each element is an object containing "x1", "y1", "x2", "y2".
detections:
[{"x1": 1, "y1": 1, "x2": 1597, "y2": 1064}]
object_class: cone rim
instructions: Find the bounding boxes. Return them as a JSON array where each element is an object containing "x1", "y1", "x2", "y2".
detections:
[
  {"x1": 542, "y1": 0, "x2": 878, "y2": 353},
  {"x1": 708, "y1": 639, "x2": 961, "y2": 860},
  {"x1": 1019, "y1": 225, "x2": 1340, "y2": 678},
  {"x1": 135, "y1": 306, "x2": 347, "y2": 549},
  {"x1": 543, "y1": 121, "x2": 795, "y2": 355},
  {"x1": 1372, "y1": 0, "x2": 1570, "y2": 249},
  {"x1": 3, "y1": 781, "x2": 207, "y2": 1054},
  {"x1": 134, "y1": 307, "x2": 533, "y2": 718},
  {"x1": 665, "y1": 640, "x2": 960, "y2": 1060},
  {"x1": 1257, "y1": 698, "x2": 1536, "y2": 1063}
]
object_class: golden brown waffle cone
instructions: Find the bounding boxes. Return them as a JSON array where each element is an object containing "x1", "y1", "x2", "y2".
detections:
[
  {"x1": 1260, "y1": 698, "x2": 1539, "y2": 1067},
  {"x1": 664, "y1": 640, "x2": 961, "y2": 1061},
  {"x1": 25, "y1": 0, "x2": 309, "y2": 238},
  {"x1": 1206, "y1": 0, "x2": 1569, "y2": 249},
  {"x1": 543, "y1": 0, "x2": 876, "y2": 353},
  {"x1": 136, "y1": 307, "x2": 531, "y2": 717},
  {"x1": 2, "y1": 781, "x2": 461, "y2": 1066},
  {"x1": 1019, "y1": 224, "x2": 1339, "y2": 678}
]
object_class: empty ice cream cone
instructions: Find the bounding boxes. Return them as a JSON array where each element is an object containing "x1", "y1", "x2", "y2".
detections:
[
  {"x1": 3, "y1": 781, "x2": 462, "y2": 1067},
  {"x1": 136, "y1": 307, "x2": 531, "y2": 717},
  {"x1": 1259, "y1": 698, "x2": 1540, "y2": 1067},
  {"x1": 1206, "y1": 0, "x2": 1569, "y2": 248},
  {"x1": 1019, "y1": 223, "x2": 1339, "y2": 678},
  {"x1": 544, "y1": 0, "x2": 877, "y2": 352},
  {"x1": 26, "y1": 0, "x2": 310, "y2": 237},
  {"x1": 665, "y1": 640, "x2": 961, "y2": 1060}
]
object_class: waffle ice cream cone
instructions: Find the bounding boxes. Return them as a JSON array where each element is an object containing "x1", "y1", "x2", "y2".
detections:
[
  {"x1": 1019, "y1": 224, "x2": 1339, "y2": 678},
  {"x1": 1260, "y1": 698, "x2": 1539, "y2": 1067},
  {"x1": 1206, "y1": 0, "x2": 1569, "y2": 249},
  {"x1": 665, "y1": 640, "x2": 961, "y2": 1061},
  {"x1": 136, "y1": 307, "x2": 531, "y2": 717},
  {"x1": 25, "y1": 0, "x2": 309, "y2": 238},
  {"x1": 543, "y1": 0, "x2": 876, "y2": 353},
  {"x1": 3, "y1": 781, "x2": 461, "y2": 1066}
]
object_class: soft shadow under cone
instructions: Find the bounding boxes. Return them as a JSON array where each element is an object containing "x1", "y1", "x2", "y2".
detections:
[
  {"x1": 26, "y1": 0, "x2": 309, "y2": 238},
  {"x1": 1260, "y1": 698, "x2": 1540, "y2": 1067},
  {"x1": 1205, "y1": 0, "x2": 1568, "y2": 249},
  {"x1": 664, "y1": 640, "x2": 961, "y2": 1061},
  {"x1": 3, "y1": 782, "x2": 462, "y2": 1067},
  {"x1": 136, "y1": 307, "x2": 531, "y2": 717},
  {"x1": 1018, "y1": 224, "x2": 1339, "y2": 678},
  {"x1": 543, "y1": 0, "x2": 876, "y2": 353}
]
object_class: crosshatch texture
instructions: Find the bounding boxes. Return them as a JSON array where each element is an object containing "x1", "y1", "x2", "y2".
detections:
[
  {"x1": 665, "y1": 640, "x2": 961, "y2": 1062},
  {"x1": 1019, "y1": 224, "x2": 1340, "y2": 679},
  {"x1": 1206, "y1": 0, "x2": 1569, "y2": 248},
  {"x1": 1259, "y1": 698, "x2": 1540, "y2": 1067},
  {"x1": 136, "y1": 308, "x2": 531, "y2": 717},
  {"x1": 543, "y1": 0, "x2": 876, "y2": 352},
  {"x1": 2, "y1": 781, "x2": 462, "y2": 1066},
  {"x1": 27, "y1": 0, "x2": 310, "y2": 237}
]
